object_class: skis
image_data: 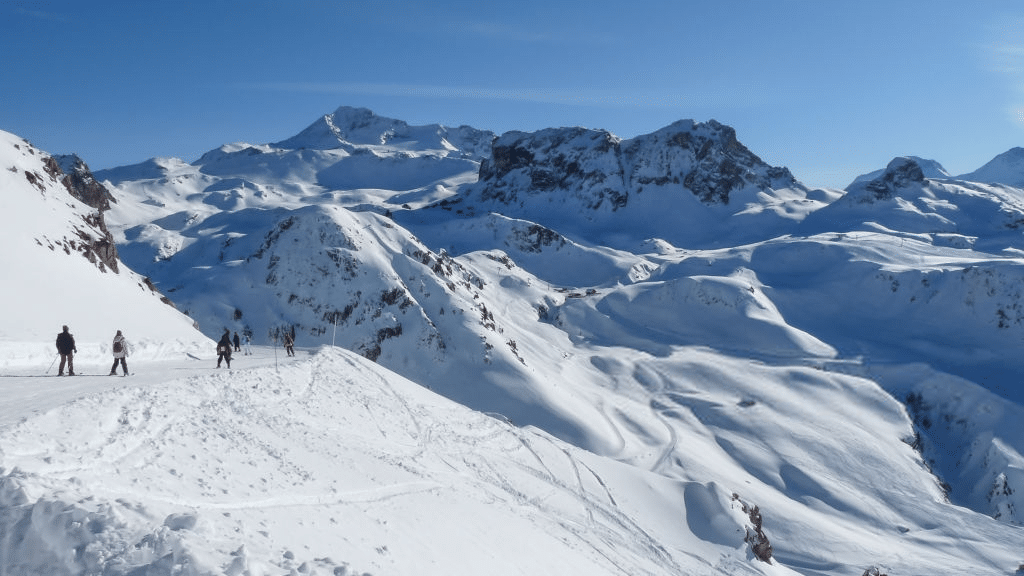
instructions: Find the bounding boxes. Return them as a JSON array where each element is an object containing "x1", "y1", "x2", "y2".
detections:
[{"x1": 0, "y1": 374, "x2": 89, "y2": 378}]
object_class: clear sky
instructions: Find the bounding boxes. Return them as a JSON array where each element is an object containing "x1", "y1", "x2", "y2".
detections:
[{"x1": 4, "y1": 0, "x2": 1024, "y2": 189}]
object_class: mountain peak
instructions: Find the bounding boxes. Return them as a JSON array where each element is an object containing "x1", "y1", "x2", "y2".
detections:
[
  {"x1": 447, "y1": 119, "x2": 805, "y2": 248},
  {"x1": 271, "y1": 106, "x2": 494, "y2": 159},
  {"x1": 272, "y1": 106, "x2": 408, "y2": 150},
  {"x1": 958, "y1": 147, "x2": 1024, "y2": 186},
  {"x1": 847, "y1": 156, "x2": 949, "y2": 189},
  {"x1": 857, "y1": 156, "x2": 926, "y2": 201}
]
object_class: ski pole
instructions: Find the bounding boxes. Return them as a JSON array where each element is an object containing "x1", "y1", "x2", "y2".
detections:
[{"x1": 46, "y1": 353, "x2": 58, "y2": 375}]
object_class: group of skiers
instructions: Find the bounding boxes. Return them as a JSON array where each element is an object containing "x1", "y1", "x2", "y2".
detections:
[
  {"x1": 215, "y1": 330, "x2": 258, "y2": 368},
  {"x1": 56, "y1": 325, "x2": 295, "y2": 374},
  {"x1": 54, "y1": 325, "x2": 129, "y2": 376}
]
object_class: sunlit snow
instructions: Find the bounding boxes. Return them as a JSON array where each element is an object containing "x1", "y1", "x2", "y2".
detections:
[{"x1": 4, "y1": 108, "x2": 1024, "y2": 575}]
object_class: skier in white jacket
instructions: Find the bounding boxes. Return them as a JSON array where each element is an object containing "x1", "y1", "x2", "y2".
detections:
[{"x1": 109, "y1": 330, "x2": 129, "y2": 376}]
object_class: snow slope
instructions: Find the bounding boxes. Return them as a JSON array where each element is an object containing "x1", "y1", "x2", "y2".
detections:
[
  {"x1": 2, "y1": 347, "x2": 1021, "y2": 575},
  {"x1": 0, "y1": 130, "x2": 209, "y2": 361},
  {"x1": 0, "y1": 348, "x2": 741, "y2": 576}
]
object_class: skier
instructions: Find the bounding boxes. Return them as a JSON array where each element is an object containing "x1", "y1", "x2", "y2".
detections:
[
  {"x1": 233, "y1": 331, "x2": 241, "y2": 352},
  {"x1": 243, "y1": 333, "x2": 252, "y2": 356},
  {"x1": 216, "y1": 329, "x2": 232, "y2": 368},
  {"x1": 109, "y1": 329, "x2": 129, "y2": 376},
  {"x1": 283, "y1": 332, "x2": 295, "y2": 357},
  {"x1": 55, "y1": 325, "x2": 77, "y2": 376}
]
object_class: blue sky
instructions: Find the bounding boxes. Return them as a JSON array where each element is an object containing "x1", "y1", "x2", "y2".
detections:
[{"x1": 4, "y1": 0, "x2": 1024, "y2": 189}]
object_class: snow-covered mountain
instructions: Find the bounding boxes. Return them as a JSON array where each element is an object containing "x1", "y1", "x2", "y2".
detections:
[
  {"x1": 5, "y1": 107, "x2": 1024, "y2": 574},
  {"x1": 846, "y1": 155, "x2": 952, "y2": 188},
  {"x1": 0, "y1": 130, "x2": 208, "y2": 361},
  {"x1": 419, "y1": 119, "x2": 825, "y2": 249},
  {"x1": 957, "y1": 147, "x2": 1024, "y2": 187}
]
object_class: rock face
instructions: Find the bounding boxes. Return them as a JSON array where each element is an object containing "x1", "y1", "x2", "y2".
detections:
[
  {"x1": 49, "y1": 154, "x2": 120, "y2": 273},
  {"x1": 477, "y1": 126, "x2": 625, "y2": 209},
  {"x1": 472, "y1": 119, "x2": 796, "y2": 211},
  {"x1": 624, "y1": 119, "x2": 797, "y2": 205},
  {"x1": 847, "y1": 155, "x2": 950, "y2": 189},
  {"x1": 13, "y1": 149, "x2": 123, "y2": 274},
  {"x1": 54, "y1": 154, "x2": 116, "y2": 211},
  {"x1": 863, "y1": 157, "x2": 926, "y2": 201},
  {"x1": 436, "y1": 118, "x2": 805, "y2": 248}
]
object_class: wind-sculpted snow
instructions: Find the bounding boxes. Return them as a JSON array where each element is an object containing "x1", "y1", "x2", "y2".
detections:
[
  {"x1": 399, "y1": 212, "x2": 648, "y2": 287},
  {"x1": 2, "y1": 348, "x2": 1022, "y2": 575},
  {"x1": 548, "y1": 268, "x2": 836, "y2": 359},
  {"x1": 315, "y1": 150, "x2": 480, "y2": 192},
  {"x1": 872, "y1": 363, "x2": 1024, "y2": 529},
  {"x1": 746, "y1": 235, "x2": 1024, "y2": 390}
]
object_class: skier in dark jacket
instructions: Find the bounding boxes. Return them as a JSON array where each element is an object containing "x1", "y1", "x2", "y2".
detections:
[
  {"x1": 56, "y1": 325, "x2": 76, "y2": 376},
  {"x1": 233, "y1": 331, "x2": 241, "y2": 352},
  {"x1": 216, "y1": 329, "x2": 232, "y2": 368}
]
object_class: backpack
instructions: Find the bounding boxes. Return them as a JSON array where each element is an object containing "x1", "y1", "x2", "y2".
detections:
[{"x1": 113, "y1": 340, "x2": 123, "y2": 353}]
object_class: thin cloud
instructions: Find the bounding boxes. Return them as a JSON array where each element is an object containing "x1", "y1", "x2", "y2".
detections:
[
  {"x1": 983, "y1": 15, "x2": 1024, "y2": 126},
  {"x1": 460, "y1": 20, "x2": 563, "y2": 45},
  {"x1": 10, "y1": 3, "x2": 72, "y2": 23},
  {"x1": 454, "y1": 18, "x2": 622, "y2": 48},
  {"x1": 988, "y1": 41, "x2": 1024, "y2": 75},
  {"x1": 248, "y1": 81, "x2": 726, "y2": 110}
]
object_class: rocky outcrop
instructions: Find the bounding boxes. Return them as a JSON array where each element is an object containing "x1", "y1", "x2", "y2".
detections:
[
  {"x1": 624, "y1": 119, "x2": 797, "y2": 205},
  {"x1": 53, "y1": 154, "x2": 116, "y2": 211},
  {"x1": 471, "y1": 119, "x2": 797, "y2": 213},
  {"x1": 477, "y1": 127, "x2": 625, "y2": 209},
  {"x1": 435, "y1": 119, "x2": 806, "y2": 248},
  {"x1": 42, "y1": 153, "x2": 120, "y2": 272},
  {"x1": 863, "y1": 157, "x2": 925, "y2": 201}
]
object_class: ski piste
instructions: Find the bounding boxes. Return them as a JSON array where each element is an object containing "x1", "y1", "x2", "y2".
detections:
[
  {"x1": 0, "y1": 373, "x2": 92, "y2": 377},
  {"x1": 0, "y1": 373, "x2": 134, "y2": 378}
]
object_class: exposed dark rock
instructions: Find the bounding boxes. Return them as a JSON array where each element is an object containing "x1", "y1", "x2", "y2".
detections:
[
  {"x1": 52, "y1": 154, "x2": 116, "y2": 211},
  {"x1": 40, "y1": 154, "x2": 121, "y2": 273},
  {"x1": 864, "y1": 157, "x2": 925, "y2": 201},
  {"x1": 471, "y1": 119, "x2": 796, "y2": 213}
]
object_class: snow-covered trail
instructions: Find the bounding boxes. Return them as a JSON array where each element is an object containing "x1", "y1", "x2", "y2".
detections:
[
  {"x1": 3, "y1": 343, "x2": 1024, "y2": 576},
  {"x1": 0, "y1": 346, "x2": 305, "y2": 428},
  {"x1": 0, "y1": 345, "x2": 760, "y2": 576}
]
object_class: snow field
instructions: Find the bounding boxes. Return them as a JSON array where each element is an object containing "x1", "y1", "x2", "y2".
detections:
[{"x1": 0, "y1": 347, "x2": 771, "y2": 575}]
